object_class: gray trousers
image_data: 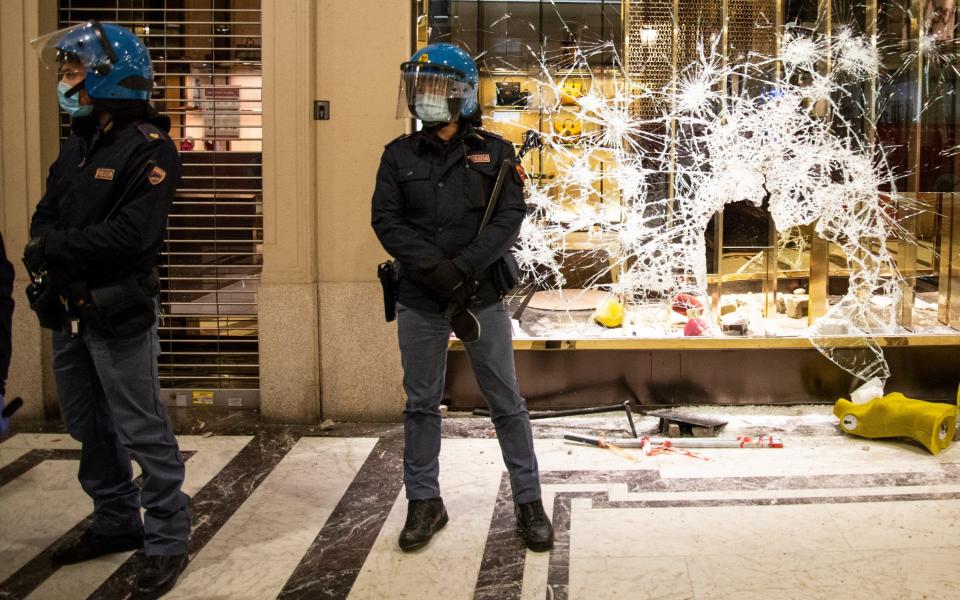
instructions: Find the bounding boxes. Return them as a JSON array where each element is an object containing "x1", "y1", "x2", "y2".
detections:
[
  {"x1": 398, "y1": 301, "x2": 541, "y2": 504},
  {"x1": 52, "y1": 323, "x2": 190, "y2": 556}
]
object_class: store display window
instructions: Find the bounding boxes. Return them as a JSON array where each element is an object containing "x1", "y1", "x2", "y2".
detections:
[{"x1": 415, "y1": 1, "x2": 960, "y2": 383}]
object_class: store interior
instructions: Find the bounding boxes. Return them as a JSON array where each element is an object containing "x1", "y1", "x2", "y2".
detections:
[{"x1": 423, "y1": 1, "x2": 960, "y2": 352}]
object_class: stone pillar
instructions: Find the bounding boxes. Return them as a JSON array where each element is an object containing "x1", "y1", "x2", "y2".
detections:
[
  {"x1": 256, "y1": 0, "x2": 412, "y2": 423},
  {"x1": 313, "y1": 0, "x2": 410, "y2": 422},
  {"x1": 259, "y1": 0, "x2": 321, "y2": 423},
  {"x1": 0, "y1": 0, "x2": 60, "y2": 422}
]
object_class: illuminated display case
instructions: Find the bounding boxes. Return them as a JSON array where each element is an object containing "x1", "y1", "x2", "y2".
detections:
[{"x1": 417, "y1": 0, "x2": 960, "y2": 353}]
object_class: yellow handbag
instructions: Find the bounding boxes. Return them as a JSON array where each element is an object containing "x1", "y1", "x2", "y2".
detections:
[
  {"x1": 560, "y1": 80, "x2": 585, "y2": 106},
  {"x1": 552, "y1": 114, "x2": 582, "y2": 139}
]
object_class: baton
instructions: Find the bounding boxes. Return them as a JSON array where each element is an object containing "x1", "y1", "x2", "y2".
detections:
[{"x1": 2, "y1": 397, "x2": 23, "y2": 419}]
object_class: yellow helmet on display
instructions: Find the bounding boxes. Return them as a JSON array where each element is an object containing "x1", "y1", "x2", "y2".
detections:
[{"x1": 592, "y1": 296, "x2": 624, "y2": 328}]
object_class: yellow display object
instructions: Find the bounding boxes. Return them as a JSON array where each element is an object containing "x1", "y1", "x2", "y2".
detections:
[
  {"x1": 592, "y1": 296, "x2": 624, "y2": 328},
  {"x1": 553, "y1": 115, "x2": 583, "y2": 139},
  {"x1": 560, "y1": 80, "x2": 585, "y2": 105},
  {"x1": 833, "y1": 391, "x2": 959, "y2": 455}
]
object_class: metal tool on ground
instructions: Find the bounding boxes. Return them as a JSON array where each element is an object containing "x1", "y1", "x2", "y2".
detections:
[
  {"x1": 473, "y1": 400, "x2": 638, "y2": 438},
  {"x1": 646, "y1": 409, "x2": 728, "y2": 437},
  {"x1": 646, "y1": 442, "x2": 711, "y2": 461},
  {"x1": 563, "y1": 432, "x2": 783, "y2": 449},
  {"x1": 600, "y1": 432, "x2": 710, "y2": 461}
]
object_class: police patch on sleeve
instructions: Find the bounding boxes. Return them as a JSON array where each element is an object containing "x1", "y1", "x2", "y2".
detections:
[
  {"x1": 514, "y1": 163, "x2": 527, "y2": 185},
  {"x1": 148, "y1": 166, "x2": 167, "y2": 185}
]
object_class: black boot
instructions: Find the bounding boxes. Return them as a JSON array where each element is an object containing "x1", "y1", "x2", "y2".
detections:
[
  {"x1": 515, "y1": 499, "x2": 554, "y2": 552},
  {"x1": 132, "y1": 553, "x2": 189, "y2": 599},
  {"x1": 51, "y1": 527, "x2": 143, "y2": 566},
  {"x1": 399, "y1": 498, "x2": 448, "y2": 552}
]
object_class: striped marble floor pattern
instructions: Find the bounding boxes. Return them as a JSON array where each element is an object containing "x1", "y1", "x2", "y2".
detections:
[{"x1": 1, "y1": 428, "x2": 960, "y2": 599}]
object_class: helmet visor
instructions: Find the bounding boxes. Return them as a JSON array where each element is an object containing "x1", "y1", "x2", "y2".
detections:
[
  {"x1": 396, "y1": 61, "x2": 471, "y2": 122},
  {"x1": 31, "y1": 21, "x2": 117, "y2": 73}
]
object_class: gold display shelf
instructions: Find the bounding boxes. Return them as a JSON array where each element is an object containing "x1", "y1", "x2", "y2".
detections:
[
  {"x1": 449, "y1": 334, "x2": 960, "y2": 351},
  {"x1": 706, "y1": 269, "x2": 939, "y2": 284},
  {"x1": 483, "y1": 106, "x2": 541, "y2": 113}
]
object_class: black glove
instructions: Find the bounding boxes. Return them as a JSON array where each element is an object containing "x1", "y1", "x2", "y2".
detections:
[
  {"x1": 451, "y1": 277, "x2": 481, "y2": 308},
  {"x1": 23, "y1": 236, "x2": 47, "y2": 274},
  {"x1": 423, "y1": 259, "x2": 465, "y2": 298}
]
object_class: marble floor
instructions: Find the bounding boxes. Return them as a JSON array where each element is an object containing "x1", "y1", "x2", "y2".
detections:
[{"x1": 1, "y1": 409, "x2": 959, "y2": 599}]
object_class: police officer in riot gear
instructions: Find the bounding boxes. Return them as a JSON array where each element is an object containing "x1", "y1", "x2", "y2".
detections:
[
  {"x1": 25, "y1": 21, "x2": 188, "y2": 598},
  {"x1": 372, "y1": 43, "x2": 553, "y2": 552}
]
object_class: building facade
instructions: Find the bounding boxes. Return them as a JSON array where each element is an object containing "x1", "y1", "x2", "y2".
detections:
[{"x1": 2, "y1": 1, "x2": 959, "y2": 424}]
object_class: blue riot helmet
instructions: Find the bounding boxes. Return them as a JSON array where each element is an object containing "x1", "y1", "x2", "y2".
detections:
[
  {"x1": 32, "y1": 20, "x2": 154, "y2": 101},
  {"x1": 397, "y1": 43, "x2": 479, "y2": 124}
]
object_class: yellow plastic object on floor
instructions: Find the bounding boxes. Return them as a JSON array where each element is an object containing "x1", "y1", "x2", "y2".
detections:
[
  {"x1": 833, "y1": 390, "x2": 959, "y2": 455},
  {"x1": 592, "y1": 296, "x2": 624, "y2": 328}
]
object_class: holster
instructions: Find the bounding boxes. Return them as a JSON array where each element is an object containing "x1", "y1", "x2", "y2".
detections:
[
  {"x1": 25, "y1": 280, "x2": 67, "y2": 330},
  {"x1": 75, "y1": 268, "x2": 159, "y2": 338},
  {"x1": 377, "y1": 260, "x2": 400, "y2": 322}
]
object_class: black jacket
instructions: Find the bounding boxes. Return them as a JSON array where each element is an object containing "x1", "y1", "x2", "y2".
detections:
[
  {"x1": 371, "y1": 124, "x2": 526, "y2": 313},
  {"x1": 0, "y1": 233, "x2": 13, "y2": 397},
  {"x1": 29, "y1": 114, "x2": 181, "y2": 289}
]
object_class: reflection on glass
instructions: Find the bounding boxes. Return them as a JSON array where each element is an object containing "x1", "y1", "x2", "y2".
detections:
[
  {"x1": 427, "y1": 1, "x2": 623, "y2": 70},
  {"x1": 429, "y1": 1, "x2": 480, "y2": 52}
]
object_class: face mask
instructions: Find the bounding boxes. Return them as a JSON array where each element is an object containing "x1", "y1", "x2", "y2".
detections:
[
  {"x1": 414, "y1": 93, "x2": 453, "y2": 123},
  {"x1": 58, "y1": 81, "x2": 93, "y2": 118}
]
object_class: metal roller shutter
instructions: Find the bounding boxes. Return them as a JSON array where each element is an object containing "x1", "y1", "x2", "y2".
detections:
[{"x1": 58, "y1": 0, "x2": 262, "y2": 407}]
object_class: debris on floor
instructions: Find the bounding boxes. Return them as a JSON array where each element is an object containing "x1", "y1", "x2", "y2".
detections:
[
  {"x1": 565, "y1": 432, "x2": 783, "y2": 461},
  {"x1": 596, "y1": 433, "x2": 637, "y2": 462},
  {"x1": 475, "y1": 400, "x2": 639, "y2": 437},
  {"x1": 646, "y1": 409, "x2": 729, "y2": 437}
]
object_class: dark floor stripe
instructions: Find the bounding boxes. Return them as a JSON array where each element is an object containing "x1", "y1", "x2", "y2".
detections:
[
  {"x1": 544, "y1": 492, "x2": 604, "y2": 600},
  {"x1": 0, "y1": 449, "x2": 83, "y2": 488},
  {"x1": 473, "y1": 472, "x2": 526, "y2": 600},
  {"x1": 87, "y1": 432, "x2": 300, "y2": 600},
  {"x1": 594, "y1": 490, "x2": 960, "y2": 508},
  {"x1": 538, "y1": 467, "x2": 960, "y2": 494},
  {"x1": 0, "y1": 452, "x2": 194, "y2": 600},
  {"x1": 277, "y1": 434, "x2": 405, "y2": 600}
]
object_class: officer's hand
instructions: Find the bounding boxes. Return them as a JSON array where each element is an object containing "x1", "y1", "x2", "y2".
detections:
[
  {"x1": 424, "y1": 259, "x2": 465, "y2": 298},
  {"x1": 448, "y1": 278, "x2": 477, "y2": 308},
  {"x1": 23, "y1": 236, "x2": 47, "y2": 273}
]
